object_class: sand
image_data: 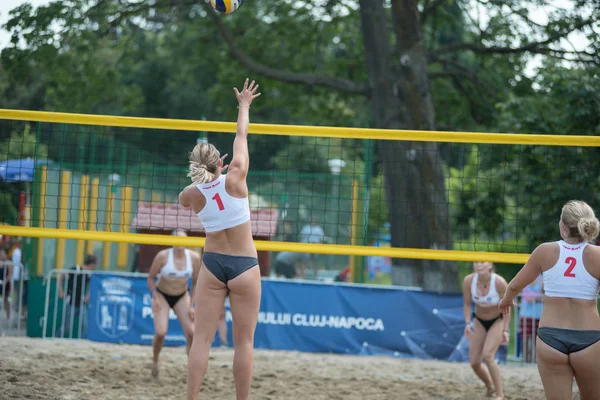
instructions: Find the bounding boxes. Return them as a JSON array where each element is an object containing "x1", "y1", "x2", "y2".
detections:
[{"x1": 0, "y1": 337, "x2": 574, "y2": 400}]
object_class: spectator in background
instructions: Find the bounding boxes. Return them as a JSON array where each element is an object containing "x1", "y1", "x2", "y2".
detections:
[
  {"x1": 10, "y1": 238, "x2": 23, "y2": 318},
  {"x1": 334, "y1": 266, "x2": 350, "y2": 282},
  {"x1": 518, "y1": 273, "x2": 544, "y2": 362},
  {"x1": 273, "y1": 251, "x2": 306, "y2": 279},
  {"x1": 280, "y1": 221, "x2": 295, "y2": 242},
  {"x1": 299, "y1": 217, "x2": 325, "y2": 244},
  {"x1": 56, "y1": 254, "x2": 98, "y2": 338},
  {"x1": 0, "y1": 249, "x2": 12, "y2": 321},
  {"x1": 299, "y1": 217, "x2": 325, "y2": 279}
]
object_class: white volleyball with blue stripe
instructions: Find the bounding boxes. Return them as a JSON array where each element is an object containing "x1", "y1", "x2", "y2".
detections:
[{"x1": 210, "y1": 0, "x2": 243, "y2": 14}]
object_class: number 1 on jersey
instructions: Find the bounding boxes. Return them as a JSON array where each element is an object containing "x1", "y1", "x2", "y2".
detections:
[
  {"x1": 564, "y1": 256, "x2": 576, "y2": 278},
  {"x1": 212, "y1": 193, "x2": 225, "y2": 211}
]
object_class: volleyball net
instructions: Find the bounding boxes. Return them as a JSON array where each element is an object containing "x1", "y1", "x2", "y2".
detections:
[{"x1": 1, "y1": 108, "x2": 599, "y2": 281}]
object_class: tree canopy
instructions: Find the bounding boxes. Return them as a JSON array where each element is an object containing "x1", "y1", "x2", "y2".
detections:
[{"x1": 1, "y1": 0, "x2": 598, "y2": 289}]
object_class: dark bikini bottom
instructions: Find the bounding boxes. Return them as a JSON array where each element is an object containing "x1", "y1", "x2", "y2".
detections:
[
  {"x1": 538, "y1": 327, "x2": 600, "y2": 355},
  {"x1": 203, "y1": 252, "x2": 259, "y2": 284},
  {"x1": 156, "y1": 288, "x2": 187, "y2": 308},
  {"x1": 473, "y1": 312, "x2": 503, "y2": 332}
]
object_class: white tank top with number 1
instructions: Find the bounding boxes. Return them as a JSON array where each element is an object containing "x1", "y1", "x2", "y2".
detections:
[
  {"x1": 195, "y1": 174, "x2": 250, "y2": 232},
  {"x1": 543, "y1": 240, "x2": 599, "y2": 300}
]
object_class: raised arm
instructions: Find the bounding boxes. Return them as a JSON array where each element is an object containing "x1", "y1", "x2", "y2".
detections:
[{"x1": 229, "y1": 78, "x2": 261, "y2": 178}]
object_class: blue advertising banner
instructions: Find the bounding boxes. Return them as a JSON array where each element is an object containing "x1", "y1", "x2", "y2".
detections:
[
  {"x1": 254, "y1": 280, "x2": 464, "y2": 359},
  {"x1": 88, "y1": 274, "x2": 468, "y2": 360},
  {"x1": 88, "y1": 274, "x2": 193, "y2": 346}
]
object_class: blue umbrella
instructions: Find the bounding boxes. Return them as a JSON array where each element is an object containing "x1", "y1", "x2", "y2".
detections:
[{"x1": 0, "y1": 158, "x2": 52, "y2": 182}]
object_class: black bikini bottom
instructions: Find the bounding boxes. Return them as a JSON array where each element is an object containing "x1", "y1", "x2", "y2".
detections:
[
  {"x1": 473, "y1": 312, "x2": 503, "y2": 332},
  {"x1": 156, "y1": 288, "x2": 187, "y2": 309}
]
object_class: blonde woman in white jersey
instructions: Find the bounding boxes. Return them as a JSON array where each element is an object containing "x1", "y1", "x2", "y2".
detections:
[
  {"x1": 500, "y1": 200, "x2": 600, "y2": 400},
  {"x1": 462, "y1": 261, "x2": 509, "y2": 400},
  {"x1": 147, "y1": 229, "x2": 202, "y2": 378},
  {"x1": 179, "y1": 78, "x2": 261, "y2": 400}
]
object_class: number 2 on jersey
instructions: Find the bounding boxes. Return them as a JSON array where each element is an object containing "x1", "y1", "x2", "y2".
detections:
[
  {"x1": 212, "y1": 193, "x2": 225, "y2": 211},
  {"x1": 564, "y1": 256, "x2": 576, "y2": 278}
]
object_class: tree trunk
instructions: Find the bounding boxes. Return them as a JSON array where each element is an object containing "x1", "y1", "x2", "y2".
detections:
[{"x1": 359, "y1": 0, "x2": 457, "y2": 292}]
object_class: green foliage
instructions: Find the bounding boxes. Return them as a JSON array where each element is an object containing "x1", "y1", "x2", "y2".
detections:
[
  {"x1": 0, "y1": 192, "x2": 18, "y2": 225},
  {"x1": 0, "y1": 124, "x2": 48, "y2": 161},
  {"x1": 490, "y1": 64, "x2": 600, "y2": 249},
  {"x1": 0, "y1": 0, "x2": 371, "y2": 170},
  {"x1": 446, "y1": 146, "x2": 513, "y2": 241},
  {"x1": 272, "y1": 137, "x2": 361, "y2": 174},
  {"x1": 367, "y1": 174, "x2": 388, "y2": 241},
  {"x1": 445, "y1": 63, "x2": 600, "y2": 252}
]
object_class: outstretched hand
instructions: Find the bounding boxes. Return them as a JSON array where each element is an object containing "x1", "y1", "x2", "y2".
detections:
[{"x1": 234, "y1": 78, "x2": 261, "y2": 107}]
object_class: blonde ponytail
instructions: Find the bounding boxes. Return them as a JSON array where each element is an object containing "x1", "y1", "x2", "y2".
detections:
[
  {"x1": 187, "y1": 142, "x2": 220, "y2": 184},
  {"x1": 187, "y1": 161, "x2": 215, "y2": 185}
]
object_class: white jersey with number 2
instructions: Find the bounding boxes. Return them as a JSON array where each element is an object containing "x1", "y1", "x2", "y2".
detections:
[
  {"x1": 195, "y1": 174, "x2": 250, "y2": 232},
  {"x1": 543, "y1": 240, "x2": 599, "y2": 300}
]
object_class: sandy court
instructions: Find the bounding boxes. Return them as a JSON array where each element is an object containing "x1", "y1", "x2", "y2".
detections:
[{"x1": 0, "y1": 336, "x2": 570, "y2": 400}]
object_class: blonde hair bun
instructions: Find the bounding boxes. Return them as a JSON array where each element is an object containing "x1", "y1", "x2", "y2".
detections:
[
  {"x1": 561, "y1": 200, "x2": 600, "y2": 242},
  {"x1": 577, "y1": 217, "x2": 600, "y2": 243}
]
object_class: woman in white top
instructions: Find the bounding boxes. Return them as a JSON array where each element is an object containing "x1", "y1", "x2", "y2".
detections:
[
  {"x1": 147, "y1": 229, "x2": 202, "y2": 378},
  {"x1": 462, "y1": 261, "x2": 509, "y2": 400},
  {"x1": 179, "y1": 78, "x2": 261, "y2": 400},
  {"x1": 500, "y1": 200, "x2": 600, "y2": 400}
]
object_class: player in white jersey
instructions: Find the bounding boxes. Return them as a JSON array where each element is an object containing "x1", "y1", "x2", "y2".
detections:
[
  {"x1": 462, "y1": 261, "x2": 509, "y2": 399},
  {"x1": 147, "y1": 229, "x2": 202, "y2": 378},
  {"x1": 179, "y1": 78, "x2": 261, "y2": 400},
  {"x1": 500, "y1": 200, "x2": 600, "y2": 400}
]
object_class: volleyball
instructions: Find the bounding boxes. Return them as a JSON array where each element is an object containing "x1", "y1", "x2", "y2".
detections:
[{"x1": 210, "y1": 0, "x2": 243, "y2": 14}]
